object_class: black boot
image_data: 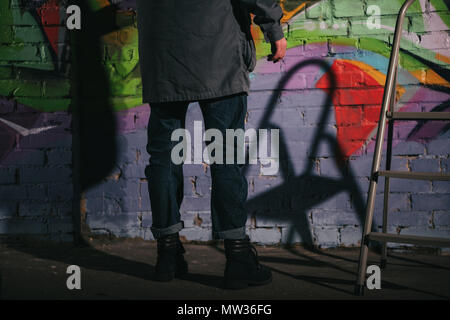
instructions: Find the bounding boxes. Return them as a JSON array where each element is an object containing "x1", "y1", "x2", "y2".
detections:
[
  {"x1": 224, "y1": 236, "x2": 272, "y2": 289},
  {"x1": 154, "y1": 233, "x2": 188, "y2": 282}
]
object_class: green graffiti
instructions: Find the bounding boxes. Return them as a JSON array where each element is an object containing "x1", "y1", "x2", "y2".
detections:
[{"x1": 1, "y1": 0, "x2": 448, "y2": 114}]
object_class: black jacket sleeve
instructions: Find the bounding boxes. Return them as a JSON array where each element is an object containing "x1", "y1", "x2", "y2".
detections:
[{"x1": 238, "y1": 0, "x2": 284, "y2": 42}]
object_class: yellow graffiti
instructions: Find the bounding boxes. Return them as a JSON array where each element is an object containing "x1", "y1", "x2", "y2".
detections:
[
  {"x1": 435, "y1": 53, "x2": 450, "y2": 65},
  {"x1": 280, "y1": 0, "x2": 310, "y2": 23},
  {"x1": 342, "y1": 59, "x2": 406, "y2": 101},
  {"x1": 410, "y1": 68, "x2": 450, "y2": 88},
  {"x1": 89, "y1": 0, "x2": 110, "y2": 11}
]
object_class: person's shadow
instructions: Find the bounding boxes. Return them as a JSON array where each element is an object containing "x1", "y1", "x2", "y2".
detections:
[{"x1": 70, "y1": 0, "x2": 121, "y2": 245}]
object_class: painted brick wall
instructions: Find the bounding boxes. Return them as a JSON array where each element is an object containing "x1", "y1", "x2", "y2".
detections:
[
  {"x1": 0, "y1": 0, "x2": 73, "y2": 241},
  {"x1": 0, "y1": 0, "x2": 449, "y2": 248}
]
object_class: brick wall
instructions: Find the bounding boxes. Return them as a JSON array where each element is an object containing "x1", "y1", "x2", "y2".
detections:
[
  {"x1": 0, "y1": 0, "x2": 73, "y2": 241},
  {"x1": 0, "y1": 0, "x2": 449, "y2": 248}
]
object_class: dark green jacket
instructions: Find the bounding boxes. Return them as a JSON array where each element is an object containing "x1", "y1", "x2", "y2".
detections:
[{"x1": 136, "y1": 0, "x2": 283, "y2": 103}]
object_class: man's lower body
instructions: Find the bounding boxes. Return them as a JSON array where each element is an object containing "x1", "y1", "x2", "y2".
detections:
[{"x1": 145, "y1": 93, "x2": 272, "y2": 289}]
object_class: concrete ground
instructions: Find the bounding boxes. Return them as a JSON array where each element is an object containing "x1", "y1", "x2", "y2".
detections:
[{"x1": 1, "y1": 238, "x2": 450, "y2": 300}]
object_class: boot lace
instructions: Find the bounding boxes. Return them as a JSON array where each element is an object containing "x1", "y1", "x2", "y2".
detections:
[{"x1": 249, "y1": 243, "x2": 261, "y2": 270}]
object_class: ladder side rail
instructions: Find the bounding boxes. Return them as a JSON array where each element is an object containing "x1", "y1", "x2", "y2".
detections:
[
  {"x1": 381, "y1": 67, "x2": 398, "y2": 268},
  {"x1": 355, "y1": 0, "x2": 418, "y2": 294},
  {"x1": 370, "y1": 1, "x2": 414, "y2": 180}
]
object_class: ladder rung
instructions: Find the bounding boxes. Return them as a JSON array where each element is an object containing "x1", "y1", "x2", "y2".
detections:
[
  {"x1": 367, "y1": 232, "x2": 450, "y2": 247},
  {"x1": 378, "y1": 171, "x2": 450, "y2": 180},
  {"x1": 386, "y1": 112, "x2": 450, "y2": 120}
]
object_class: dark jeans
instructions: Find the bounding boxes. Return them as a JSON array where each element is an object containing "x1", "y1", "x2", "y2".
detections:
[{"x1": 145, "y1": 93, "x2": 248, "y2": 239}]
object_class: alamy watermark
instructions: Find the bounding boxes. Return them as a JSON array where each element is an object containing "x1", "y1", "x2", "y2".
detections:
[
  {"x1": 366, "y1": 5, "x2": 381, "y2": 30},
  {"x1": 171, "y1": 121, "x2": 280, "y2": 176},
  {"x1": 61, "y1": 3, "x2": 383, "y2": 31},
  {"x1": 66, "y1": 265, "x2": 81, "y2": 290},
  {"x1": 366, "y1": 265, "x2": 381, "y2": 290}
]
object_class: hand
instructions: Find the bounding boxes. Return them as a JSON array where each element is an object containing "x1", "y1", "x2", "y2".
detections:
[{"x1": 268, "y1": 37, "x2": 287, "y2": 63}]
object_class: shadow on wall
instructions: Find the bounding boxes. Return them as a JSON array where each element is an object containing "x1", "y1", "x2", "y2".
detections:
[
  {"x1": 1, "y1": 0, "x2": 449, "y2": 298},
  {"x1": 244, "y1": 59, "x2": 368, "y2": 247},
  {"x1": 0, "y1": 1, "x2": 370, "y2": 246},
  {"x1": 70, "y1": 0, "x2": 123, "y2": 245},
  {"x1": 1, "y1": 0, "x2": 448, "y2": 246},
  {"x1": 0, "y1": 0, "x2": 375, "y2": 251}
]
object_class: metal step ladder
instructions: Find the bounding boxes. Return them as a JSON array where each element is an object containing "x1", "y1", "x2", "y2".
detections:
[{"x1": 354, "y1": 0, "x2": 450, "y2": 296}]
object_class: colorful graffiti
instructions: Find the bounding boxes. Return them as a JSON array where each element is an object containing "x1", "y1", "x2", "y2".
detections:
[
  {"x1": 0, "y1": 0, "x2": 141, "y2": 163},
  {"x1": 1, "y1": 0, "x2": 448, "y2": 163},
  {"x1": 0, "y1": 0, "x2": 449, "y2": 244},
  {"x1": 252, "y1": 0, "x2": 450, "y2": 158}
]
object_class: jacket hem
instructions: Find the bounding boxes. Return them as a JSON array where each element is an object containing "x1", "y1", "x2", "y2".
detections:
[{"x1": 143, "y1": 87, "x2": 250, "y2": 104}]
